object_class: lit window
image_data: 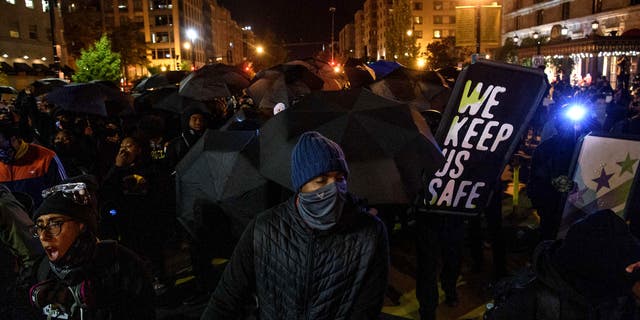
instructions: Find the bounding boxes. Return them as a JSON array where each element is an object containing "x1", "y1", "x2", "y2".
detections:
[
  {"x1": 434, "y1": 30, "x2": 442, "y2": 38},
  {"x1": 434, "y1": 1, "x2": 443, "y2": 10},
  {"x1": 415, "y1": 30, "x2": 423, "y2": 38},
  {"x1": 9, "y1": 21, "x2": 19, "y2": 38},
  {"x1": 6, "y1": 0, "x2": 16, "y2": 4},
  {"x1": 41, "y1": 0, "x2": 48, "y2": 12},
  {"x1": 414, "y1": 16, "x2": 423, "y2": 24},
  {"x1": 25, "y1": 0, "x2": 34, "y2": 8}
]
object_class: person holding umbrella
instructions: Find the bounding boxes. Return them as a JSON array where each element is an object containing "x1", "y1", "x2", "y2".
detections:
[{"x1": 201, "y1": 131, "x2": 389, "y2": 319}]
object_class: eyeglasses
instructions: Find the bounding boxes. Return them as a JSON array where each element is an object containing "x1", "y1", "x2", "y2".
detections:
[
  {"x1": 41, "y1": 182, "x2": 91, "y2": 205},
  {"x1": 31, "y1": 219, "x2": 73, "y2": 238}
]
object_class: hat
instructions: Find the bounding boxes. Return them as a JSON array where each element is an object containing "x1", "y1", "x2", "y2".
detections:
[
  {"x1": 33, "y1": 192, "x2": 97, "y2": 235},
  {"x1": 291, "y1": 131, "x2": 349, "y2": 191}
]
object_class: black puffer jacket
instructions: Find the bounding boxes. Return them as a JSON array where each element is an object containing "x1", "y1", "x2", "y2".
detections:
[
  {"x1": 201, "y1": 195, "x2": 389, "y2": 320},
  {"x1": 486, "y1": 241, "x2": 639, "y2": 320}
]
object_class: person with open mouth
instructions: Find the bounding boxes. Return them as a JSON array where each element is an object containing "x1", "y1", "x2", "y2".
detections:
[{"x1": 27, "y1": 180, "x2": 155, "y2": 319}]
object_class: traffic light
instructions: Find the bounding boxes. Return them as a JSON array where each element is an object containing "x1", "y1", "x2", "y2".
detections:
[{"x1": 176, "y1": 61, "x2": 181, "y2": 70}]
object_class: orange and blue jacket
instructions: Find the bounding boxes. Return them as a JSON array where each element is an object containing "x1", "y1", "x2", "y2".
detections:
[{"x1": 0, "y1": 143, "x2": 67, "y2": 207}]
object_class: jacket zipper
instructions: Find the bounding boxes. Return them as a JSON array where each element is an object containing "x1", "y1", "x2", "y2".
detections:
[{"x1": 303, "y1": 233, "x2": 315, "y2": 320}]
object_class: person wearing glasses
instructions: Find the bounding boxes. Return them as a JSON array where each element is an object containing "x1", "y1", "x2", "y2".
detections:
[
  {"x1": 27, "y1": 182, "x2": 155, "y2": 320},
  {"x1": 201, "y1": 131, "x2": 389, "y2": 319}
]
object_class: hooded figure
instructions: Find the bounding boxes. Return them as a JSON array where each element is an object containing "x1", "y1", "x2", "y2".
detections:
[
  {"x1": 28, "y1": 181, "x2": 155, "y2": 319},
  {"x1": 486, "y1": 209, "x2": 640, "y2": 320},
  {"x1": 165, "y1": 106, "x2": 208, "y2": 170},
  {"x1": 202, "y1": 131, "x2": 389, "y2": 320}
]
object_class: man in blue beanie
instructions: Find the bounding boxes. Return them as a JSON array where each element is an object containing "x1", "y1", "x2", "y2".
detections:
[{"x1": 202, "y1": 131, "x2": 389, "y2": 320}]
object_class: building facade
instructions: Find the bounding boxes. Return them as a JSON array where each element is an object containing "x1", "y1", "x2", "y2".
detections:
[
  {"x1": 504, "y1": 0, "x2": 640, "y2": 86},
  {"x1": 339, "y1": 23, "x2": 355, "y2": 58},
  {"x1": 0, "y1": 0, "x2": 67, "y2": 87}
]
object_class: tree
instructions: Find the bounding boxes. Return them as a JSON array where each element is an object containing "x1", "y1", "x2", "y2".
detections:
[
  {"x1": 60, "y1": 1, "x2": 103, "y2": 60},
  {"x1": 0, "y1": 71, "x2": 8, "y2": 86},
  {"x1": 109, "y1": 20, "x2": 149, "y2": 76},
  {"x1": 494, "y1": 37, "x2": 519, "y2": 64},
  {"x1": 385, "y1": 0, "x2": 420, "y2": 66},
  {"x1": 548, "y1": 56, "x2": 575, "y2": 80},
  {"x1": 73, "y1": 35, "x2": 122, "y2": 83},
  {"x1": 252, "y1": 30, "x2": 288, "y2": 72},
  {"x1": 424, "y1": 37, "x2": 472, "y2": 70}
]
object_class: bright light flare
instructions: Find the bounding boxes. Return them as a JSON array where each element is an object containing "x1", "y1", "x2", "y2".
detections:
[
  {"x1": 333, "y1": 65, "x2": 341, "y2": 73},
  {"x1": 565, "y1": 104, "x2": 587, "y2": 121}
]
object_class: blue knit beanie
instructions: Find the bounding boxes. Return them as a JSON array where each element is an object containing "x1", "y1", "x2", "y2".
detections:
[{"x1": 291, "y1": 131, "x2": 349, "y2": 191}]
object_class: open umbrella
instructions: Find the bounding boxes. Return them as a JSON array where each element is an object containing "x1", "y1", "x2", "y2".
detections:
[
  {"x1": 30, "y1": 78, "x2": 68, "y2": 97},
  {"x1": 179, "y1": 63, "x2": 251, "y2": 101},
  {"x1": 344, "y1": 58, "x2": 376, "y2": 88},
  {"x1": 247, "y1": 64, "x2": 324, "y2": 110},
  {"x1": 46, "y1": 82, "x2": 129, "y2": 117},
  {"x1": 285, "y1": 58, "x2": 348, "y2": 91},
  {"x1": 132, "y1": 70, "x2": 188, "y2": 93},
  {"x1": 134, "y1": 87, "x2": 206, "y2": 114},
  {"x1": 369, "y1": 66, "x2": 451, "y2": 112},
  {"x1": 0, "y1": 86, "x2": 18, "y2": 95},
  {"x1": 175, "y1": 129, "x2": 280, "y2": 241},
  {"x1": 259, "y1": 88, "x2": 444, "y2": 204}
]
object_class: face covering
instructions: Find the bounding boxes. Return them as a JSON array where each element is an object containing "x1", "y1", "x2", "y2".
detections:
[{"x1": 297, "y1": 181, "x2": 347, "y2": 231}]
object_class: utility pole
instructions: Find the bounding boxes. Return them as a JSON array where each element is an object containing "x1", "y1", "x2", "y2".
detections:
[
  {"x1": 48, "y1": 0, "x2": 60, "y2": 77},
  {"x1": 329, "y1": 6, "x2": 336, "y2": 62}
]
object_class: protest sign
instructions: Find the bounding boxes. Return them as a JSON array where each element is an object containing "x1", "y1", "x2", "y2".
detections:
[
  {"x1": 558, "y1": 133, "x2": 640, "y2": 237},
  {"x1": 426, "y1": 60, "x2": 548, "y2": 216}
]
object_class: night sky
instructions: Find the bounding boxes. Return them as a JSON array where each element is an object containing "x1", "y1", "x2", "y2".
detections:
[{"x1": 216, "y1": 0, "x2": 364, "y2": 44}]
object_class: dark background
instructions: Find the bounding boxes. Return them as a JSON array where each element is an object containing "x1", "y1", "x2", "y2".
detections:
[{"x1": 217, "y1": 0, "x2": 364, "y2": 43}]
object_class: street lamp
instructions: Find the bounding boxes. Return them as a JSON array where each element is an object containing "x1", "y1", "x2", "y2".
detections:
[
  {"x1": 561, "y1": 26, "x2": 568, "y2": 36},
  {"x1": 591, "y1": 21, "x2": 599, "y2": 33},
  {"x1": 329, "y1": 7, "x2": 336, "y2": 63},
  {"x1": 533, "y1": 31, "x2": 541, "y2": 55},
  {"x1": 406, "y1": 29, "x2": 413, "y2": 37},
  {"x1": 256, "y1": 45, "x2": 264, "y2": 55},
  {"x1": 513, "y1": 34, "x2": 519, "y2": 46},
  {"x1": 186, "y1": 28, "x2": 198, "y2": 70}
]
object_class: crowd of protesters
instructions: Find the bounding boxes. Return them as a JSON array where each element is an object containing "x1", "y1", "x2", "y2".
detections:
[{"x1": 0, "y1": 68, "x2": 640, "y2": 320}]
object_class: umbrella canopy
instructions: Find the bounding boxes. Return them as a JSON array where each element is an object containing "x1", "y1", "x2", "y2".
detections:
[
  {"x1": 369, "y1": 66, "x2": 451, "y2": 112},
  {"x1": 30, "y1": 78, "x2": 68, "y2": 97},
  {"x1": 259, "y1": 88, "x2": 444, "y2": 204},
  {"x1": 284, "y1": 58, "x2": 348, "y2": 91},
  {"x1": 247, "y1": 64, "x2": 325, "y2": 110},
  {"x1": 175, "y1": 129, "x2": 277, "y2": 240},
  {"x1": 134, "y1": 87, "x2": 206, "y2": 114},
  {"x1": 0, "y1": 86, "x2": 18, "y2": 95},
  {"x1": 344, "y1": 58, "x2": 376, "y2": 88},
  {"x1": 179, "y1": 63, "x2": 251, "y2": 101},
  {"x1": 46, "y1": 82, "x2": 129, "y2": 117},
  {"x1": 368, "y1": 60, "x2": 402, "y2": 79},
  {"x1": 132, "y1": 70, "x2": 188, "y2": 93}
]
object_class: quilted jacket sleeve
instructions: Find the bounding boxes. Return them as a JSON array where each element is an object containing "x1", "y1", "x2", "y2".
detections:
[
  {"x1": 201, "y1": 219, "x2": 256, "y2": 320},
  {"x1": 350, "y1": 219, "x2": 389, "y2": 319}
]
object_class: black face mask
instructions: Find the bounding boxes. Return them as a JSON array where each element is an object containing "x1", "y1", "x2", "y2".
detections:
[{"x1": 296, "y1": 181, "x2": 347, "y2": 230}]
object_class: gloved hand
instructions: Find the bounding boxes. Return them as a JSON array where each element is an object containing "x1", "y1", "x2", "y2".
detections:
[{"x1": 551, "y1": 175, "x2": 574, "y2": 193}]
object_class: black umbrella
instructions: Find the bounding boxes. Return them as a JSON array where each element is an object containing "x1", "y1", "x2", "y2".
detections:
[
  {"x1": 0, "y1": 86, "x2": 18, "y2": 95},
  {"x1": 368, "y1": 66, "x2": 450, "y2": 112},
  {"x1": 344, "y1": 58, "x2": 376, "y2": 88},
  {"x1": 46, "y1": 82, "x2": 129, "y2": 117},
  {"x1": 175, "y1": 129, "x2": 278, "y2": 241},
  {"x1": 247, "y1": 64, "x2": 324, "y2": 109},
  {"x1": 132, "y1": 70, "x2": 188, "y2": 93},
  {"x1": 30, "y1": 78, "x2": 68, "y2": 97},
  {"x1": 134, "y1": 87, "x2": 207, "y2": 114},
  {"x1": 179, "y1": 64, "x2": 251, "y2": 101},
  {"x1": 259, "y1": 88, "x2": 444, "y2": 204}
]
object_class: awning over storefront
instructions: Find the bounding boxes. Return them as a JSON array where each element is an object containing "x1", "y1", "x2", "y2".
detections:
[
  {"x1": 13, "y1": 62, "x2": 32, "y2": 73},
  {"x1": 517, "y1": 36, "x2": 640, "y2": 58},
  {"x1": 1, "y1": 62, "x2": 14, "y2": 75},
  {"x1": 31, "y1": 63, "x2": 50, "y2": 74}
]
